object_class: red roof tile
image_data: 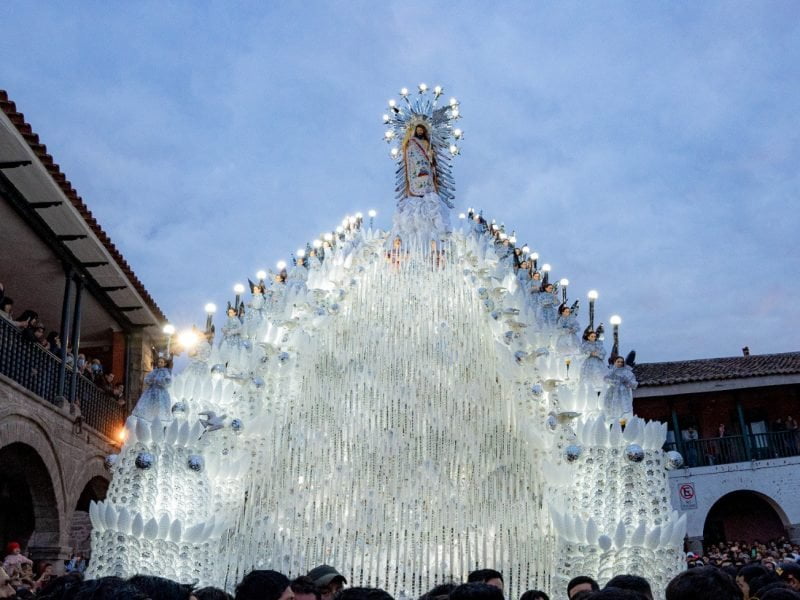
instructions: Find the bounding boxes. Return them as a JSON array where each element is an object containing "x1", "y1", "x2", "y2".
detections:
[
  {"x1": 634, "y1": 352, "x2": 800, "y2": 387},
  {"x1": 0, "y1": 90, "x2": 166, "y2": 323}
]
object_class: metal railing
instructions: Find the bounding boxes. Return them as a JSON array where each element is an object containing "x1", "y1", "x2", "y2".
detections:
[
  {"x1": 667, "y1": 431, "x2": 800, "y2": 467},
  {"x1": 0, "y1": 316, "x2": 125, "y2": 439}
]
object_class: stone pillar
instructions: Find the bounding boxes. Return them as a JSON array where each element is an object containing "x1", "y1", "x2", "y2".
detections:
[
  {"x1": 787, "y1": 524, "x2": 800, "y2": 544},
  {"x1": 686, "y1": 535, "x2": 704, "y2": 555}
]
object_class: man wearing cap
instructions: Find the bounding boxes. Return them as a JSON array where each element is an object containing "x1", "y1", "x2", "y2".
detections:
[
  {"x1": 308, "y1": 565, "x2": 347, "y2": 600},
  {"x1": 777, "y1": 562, "x2": 800, "y2": 591}
]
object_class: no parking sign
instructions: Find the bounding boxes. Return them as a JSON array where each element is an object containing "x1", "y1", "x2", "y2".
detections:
[{"x1": 679, "y1": 482, "x2": 697, "y2": 510}]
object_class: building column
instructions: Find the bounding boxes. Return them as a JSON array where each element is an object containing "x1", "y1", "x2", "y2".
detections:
[
  {"x1": 735, "y1": 395, "x2": 752, "y2": 461},
  {"x1": 68, "y1": 277, "x2": 84, "y2": 404},
  {"x1": 787, "y1": 524, "x2": 800, "y2": 544},
  {"x1": 55, "y1": 266, "x2": 73, "y2": 403}
]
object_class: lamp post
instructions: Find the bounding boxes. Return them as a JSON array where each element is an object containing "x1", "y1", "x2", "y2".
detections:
[
  {"x1": 233, "y1": 284, "x2": 245, "y2": 312},
  {"x1": 542, "y1": 263, "x2": 551, "y2": 285},
  {"x1": 368, "y1": 209, "x2": 377, "y2": 229},
  {"x1": 588, "y1": 290, "x2": 599, "y2": 330},
  {"x1": 163, "y1": 324, "x2": 176, "y2": 355},
  {"x1": 559, "y1": 278, "x2": 569, "y2": 303},
  {"x1": 204, "y1": 303, "x2": 217, "y2": 333}
]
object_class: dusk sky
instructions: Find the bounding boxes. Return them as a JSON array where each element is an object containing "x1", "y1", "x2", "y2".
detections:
[{"x1": 2, "y1": 2, "x2": 798, "y2": 362}]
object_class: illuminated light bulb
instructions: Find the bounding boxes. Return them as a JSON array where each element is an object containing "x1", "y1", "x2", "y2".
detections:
[
  {"x1": 542, "y1": 263, "x2": 551, "y2": 272},
  {"x1": 342, "y1": 217, "x2": 350, "y2": 227},
  {"x1": 418, "y1": 83, "x2": 428, "y2": 92},
  {"x1": 233, "y1": 283, "x2": 245, "y2": 294},
  {"x1": 522, "y1": 246, "x2": 530, "y2": 254},
  {"x1": 433, "y1": 85, "x2": 443, "y2": 96},
  {"x1": 178, "y1": 329, "x2": 199, "y2": 350},
  {"x1": 382, "y1": 114, "x2": 390, "y2": 123},
  {"x1": 256, "y1": 270, "x2": 267, "y2": 280},
  {"x1": 336, "y1": 226, "x2": 344, "y2": 234},
  {"x1": 449, "y1": 97, "x2": 458, "y2": 106},
  {"x1": 531, "y1": 252, "x2": 539, "y2": 260},
  {"x1": 162, "y1": 324, "x2": 176, "y2": 336},
  {"x1": 324, "y1": 233, "x2": 333, "y2": 242},
  {"x1": 467, "y1": 207, "x2": 473, "y2": 213},
  {"x1": 610, "y1": 315, "x2": 622, "y2": 325},
  {"x1": 449, "y1": 144, "x2": 459, "y2": 155},
  {"x1": 560, "y1": 278, "x2": 569, "y2": 287},
  {"x1": 390, "y1": 147, "x2": 399, "y2": 158},
  {"x1": 384, "y1": 130, "x2": 394, "y2": 140},
  {"x1": 355, "y1": 212, "x2": 363, "y2": 219},
  {"x1": 348, "y1": 216, "x2": 357, "y2": 225},
  {"x1": 388, "y1": 99, "x2": 396, "y2": 108},
  {"x1": 368, "y1": 209, "x2": 377, "y2": 217},
  {"x1": 509, "y1": 236, "x2": 517, "y2": 244},
  {"x1": 313, "y1": 239, "x2": 323, "y2": 249},
  {"x1": 400, "y1": 87, "x2": 409, "y2": 96},
  {"x1": 588, "y1": 290, "x2": 599, "y2": 300},
  {"x1": 458, "y1": 213, "x2": 466, "y2": 219},
  {"x1": 297, "y1": 249, "x2": 306, "y2": 258},
  {"x1": 499, "y1": 233, "x2": 508, "y2": 241},
  {"x1": 450, "y1": 108, "x2": 460, "y2": 118},
  {"x1": 276, "y1": 261, "x2": 287, "y2": 270},
  {"x1": 117, "y1": 427, "x2": 127, "y2": 443},
  {"x1": 204, "y1": 303, "x2": 217, "y2": 314},
  {"x1": 453, "y1": 128, "x2": 463, "y2": 139},
  {"x1": 491, "y1": 224, "x2": 499, "y2": 231}
]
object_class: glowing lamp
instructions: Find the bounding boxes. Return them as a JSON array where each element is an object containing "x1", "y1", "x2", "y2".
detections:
[
  {"x1": 610, "y1": 315, "x2": 622, "y2": 326},
  {"x1": 449, "y1": 144, "x2": 459, "y2": 155},
  {"x1": 418, "y1": 83, "x2": 428, "y2": 92},
  {"x1": 324, "y1": 233, "x2": 333, "y2": 242},
  {"x1": 458, "y1": 213, "x2": 466, "y2": 219},
  {"x1": 559, "y1": 278, "x2": 569, "y2": 287},
  {"x1": 297, "y1": 249, "x2": 306, "y2": 258},
  {"x1": 531, "y1": 252, "x2": 539, "y2": 260},
  {"x1": 162, "y1": 324, "x2": 176, "y2": 336},
  {"x1": 336, "y1": 226, "x2": 344, "y2": 234},
  {"x1": 433, "y1": 85, "x2": 443, "y2": 96},
  {"x1": 233, "y1": 284, "x2": 245, "y2": 294},
  {"x1": 313, "y1": 239, "x2": 323, "y2": 249},
  {"x1": 522, "y1": 246, "x2": 530, "y2": 254},
  {"x1": 256, "y1": 270, "x2": 267, "y2": 280},
  {"x1": 542, "y1": 264, "x2": 551, "y2": 272},
  {"x1": 368, "y1": 209, "x2": 377, "y2": 218},
  {"x1": 390, "y1": 147, "x2": 399, "y2": 158},
  {"x1": 276, "y1": 261, "x2": 287, "y2": 271},
  {"x1": 588, "y1": 290, "x2": 599, "y2": 300},
  {"x1": 382, "y1": 114, "x2": 390, "y2": 123},
  {"x1": 449, "y1": 97, "x2": 458, "y2": 106},
  {"x1": 388, "y1": 99, "x2": 396, "y2": 108},
  {"x1": 400, "y1": 87, "x2": 409, "y2": 96},
  {"x1": 454, "y1": 128, "x2": 462, "y2": 139},
  {"x1": 204, "y1": 303, "x2": 217, "y2": 314},
  {"x1": 178, "y1": 329, "x2": 199, "y2": 350}
]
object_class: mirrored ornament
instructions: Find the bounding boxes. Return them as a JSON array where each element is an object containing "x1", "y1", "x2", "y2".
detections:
[
  {"x1": 546, "y1": 414, "x2": 558, "y2": 431},
  {"x1": 251, "y1": 376, "x2": 265, "y2": 389},
  {"x1": 624, "y1": 444, "x2": 645, "y2": 462},
  {"x1": 171, "y1": 401, "x2": 187, "y2": 417},
  {"x1": 278, "y1": 352, "x2": 290, "y2": 363},
  {"x1": 328, "y1": 303, "x2": 340, "y2": 315},
  {"x1": 530, "y1": 384, "x2": 544, "y2": 397},
  {"x1": 564, "y1": 445, "x2": 583, "y2": 462},
  {"x1": 187, "y1": 455, "x2": 205, "y2": 472},
  {"x1": 210, "y1": 364, "x2": 225, "y2": 379},
  {"x1": 483, "y1": 298, "x2": 494, "y2": 311},
  {"x1": 135, "y1": 452, "x2": 155, "y2": 470},
  {"x1": 230, "y1": 419, "x2": 244, "y2": 434},
  {"x1": 665, "y1": 450, "x2": 684, "y2": 470},
  {"x1": 104, "y1": 454, "x2": 118, "y2": 470}
]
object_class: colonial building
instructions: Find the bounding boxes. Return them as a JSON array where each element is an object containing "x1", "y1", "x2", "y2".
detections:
[
  {"x1": 634, "y1": 352, "x2": 800, "y2": 553},
  {"x1": 0, "y1": 90, "x2": 167, "y2": 566}
]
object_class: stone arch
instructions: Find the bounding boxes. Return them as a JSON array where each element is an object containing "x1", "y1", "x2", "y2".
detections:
[
  {"x1": 0, "y1": 442, "x2": 62, "y2": 555},
  {"x1": 68, "y1": 467, "x2": 109, "y2": 557},
  {"x1": 703, "y1": 490, "x2": 789, "y2": 546}
]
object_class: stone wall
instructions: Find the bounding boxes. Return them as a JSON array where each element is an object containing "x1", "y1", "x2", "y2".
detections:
[{"x1": 0, "y1": 374, "x2": 115, "y2": 569}]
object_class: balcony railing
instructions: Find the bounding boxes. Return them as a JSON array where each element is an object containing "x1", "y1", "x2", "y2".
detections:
[
  {"x1": 666, "y1": 431, "x2": 800, "y2": 467},
  {"x1": 0, "y1": 316, "x2": 125, "y2": 439}
]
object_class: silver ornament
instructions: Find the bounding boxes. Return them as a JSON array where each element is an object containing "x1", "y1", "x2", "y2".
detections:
[
  {"x1": 665, "y1": 450, "x2": 684, "y2": 470},
  {"x1": 187, "y1": 455, "x2": 205, "y2": 472},
  {"x1": 241, "y1": 340, "x2": 252, "y2": 350},
  {"x1": 210, "y1": 364, "x2": 226, "y2": 378},
  {"x1": 530, "y1": 384, "x2": 544, "y2": 397},
  {"x1": 625, "y1": 444, "x2": 645, "y2": 462},
  {"x1": 483, "y1": 298, "x2": 495, "y2": 311},
  {"x1": 230, "y1": 418, "x2": 244, "y2": 434},
  {"x1": 564, "y1": 444, "x2": 583, "y2": 462},
  {"x1": 135, "y1": 452, "x2": 155, "y2": 469},
  {"x1": 278, "y1": 352, "x2": 290, "y2": 363},
  {"x1": 477, "y1": 287, "x2": 488, "y2": 299},
  {"x1": 104, "y1": 454, "x2": 118, "y2": 469},
  {"x1": 171, "y1": 401, "x2": 187, "y2": 416},
  {"x1": 546, "y1": 415, "x2": 558, "y2": 431},
  {"x1": 514, "y1": 351, "x2": 529, "y2": 364},
  {"x1": 328, "y1": 303, "x2": 340, "y2": 315},
  {"x1": 251, "y1": 376, "x2": 265, "y2": 389},
  {"x1": 490, "y1": 310, "x2": 501, "y2": 320}
]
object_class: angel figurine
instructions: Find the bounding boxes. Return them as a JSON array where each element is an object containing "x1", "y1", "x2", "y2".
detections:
[
  {"x1": 603, "y1": 352, "x2": 638, "y2": 419},
  {"x1": 554, "y1": 302, "x2": 581, "y2": 355},
  {"x1": 579, "y1": 326, "x2": 607, "y2": 390},
  {"x1": 131, "y1": 355, "x2": 172, "y2": 422},
  {"x1": 537, "y1": 282, "x2": 559, "y2": 328}
]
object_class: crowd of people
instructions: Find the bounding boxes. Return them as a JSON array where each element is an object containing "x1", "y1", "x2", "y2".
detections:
[
  {"x1": 4, "y1": 538, "x2": 800, "y2": 600},
  {"x1": 0, "y1": 282, "x2": 124, "y2": 404}
]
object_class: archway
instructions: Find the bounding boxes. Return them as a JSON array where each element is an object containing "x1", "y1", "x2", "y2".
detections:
[
  {"x1": 0, "y1": 443, "x2": 60, "y2": 553},
  {"x1": 703, "y1": 490, "x2": 788, "y2": 546},
  {"x1": 68, "y1": 476, "x2": 109, "y2": 556}
]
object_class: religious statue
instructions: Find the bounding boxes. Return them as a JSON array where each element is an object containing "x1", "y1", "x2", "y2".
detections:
[{"x1": 402, "y1": 123, "x2": 438, "y2": 197}]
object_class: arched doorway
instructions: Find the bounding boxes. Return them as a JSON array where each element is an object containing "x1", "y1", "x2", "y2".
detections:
[
  {"x1": 68, "y1": 476, "x2": 109, "y2": 556},
  {"x1": 703, "y1": 490, "x2": 788, "y2": 546},
  {"x1": 0, "y1": 443, "x2": 60, "y2": 553}
]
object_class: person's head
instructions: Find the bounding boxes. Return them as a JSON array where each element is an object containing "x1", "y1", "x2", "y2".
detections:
[
  {"x1": 307, "y1": 566, "x2": 346, "y2": 600},
  {"x1": 558, "y1": 304, "x2": 570, "y2": 316},
  {"x1": 290, "y1": 577, "x2": 320, "y2": 600},
  {"x1": 36, "y1": 573, "x2": 83, "y2": 600},
  {"x1": 665, "y1": 567, "x2": 742, "y2": 600},
  {"x1": 449, "y1": 583, "x2": 504, "y2": 600},
  {"x1": 17, "y1": 310, "x2": 38, "y2": 326},
  {"x1": 1, "y1": 296, "x2": 13, "y2": 314},
  {"x1": 420, "y1": 583, "x2": 458, "y2": 600},
  {"x1": 543, "y1": 283, "x2": 554, "y2": 293},
  {"x1": 194, "y1": 587, "x2": 234, "y2": 600},
  {"x1": 614, "y1": 356, "x2": 625, "y2": 368},
  {"x1": 127, "y1": 575, "x2": 194, "y2": 600},
  {"x1": 605, "y1": 575, "x2": 653, "y2": 600},
  {"x1": 532, "y1": 272, "x2": 541, "y2": 281},
  {"x1": 758, "y1": 585, "x2": 800, "y2": 600},
  {"x1": 35, "y1": 563, "x2": 53, "y2": 579},
  {"x1": 104, "y1": 373, "x2": 115, "y2": 383},
  {"x1": 6, "y1": 542, "x2": 21, "y2": 556},
  {"x1": 335, "y1": 588, "x2": 393, "y2": 600},
  {"x1": 586, "y1": 331, "x2": 597, "y2": 342},
  {"x1": 519, "y1": 590, "x2": 549, "y2": 600},
  {"x1": 235, "y1": 571, "x2": 292, "y2": 600},
  {"x1": 414, "y1": 125, "x2": 428, "y2": 140},
  {"x1": 567, "y1": 576, "x2": 599, "y2": 599},
  {"x1": 72, "y1": 577, "x2": 149, "y2": 600},
  {"x1": 467, "y1": 570, "x2": 503, "y2": 592},
  {"x1": 738, "y1": 564, "x2": 768, "y2": 598},
  {"x1": 33, "y1": 325, "x2": 46, "y2": 340},
  {"x1": 47, "y1": 331, "x2": 60, "y2": 346},
  {"x1": 157, "y1": 357, "x2": 167, "y2": 368},
  {"x1": 777, "y1": 562, "x2": 800, "y2": 591}
]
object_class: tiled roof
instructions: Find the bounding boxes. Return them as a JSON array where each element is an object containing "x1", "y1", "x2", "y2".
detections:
[
  {"x1": 634, "y1": 352, "x2": 800, "y2": 387},
  {"x1": 0, "y1": 90, "x2": 166, "y2": 323}
]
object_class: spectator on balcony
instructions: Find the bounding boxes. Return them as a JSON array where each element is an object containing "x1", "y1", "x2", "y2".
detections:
[
  {"x1": 46, "y1": 331, "x2": 61, "y2": 355},
  {"x1": 0, "y1": 296, "x2": 14, "y2": 321},
  {"x1": 774, "y1": 417, "x2": 786, "y2": 433},
  {"x1": 23, "y1": 324, "x2": 48, "y2": 349},
  {"x1": 89, "y1": 359, "x2": 104, "y2": 382},
  {"x1": 112, "y1": 382, "x2": 125, "y2": 405},
  {"x1": 14, "y1": 310, "x2": 39, "y2": 331},
  {"x1": 101, "y1": 372, "x2": 116, "y2": 394}
]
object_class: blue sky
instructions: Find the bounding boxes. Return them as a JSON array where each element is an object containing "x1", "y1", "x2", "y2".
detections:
[{"x1": 2, "y1": 2, "x2": 798, "y2": 361}]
